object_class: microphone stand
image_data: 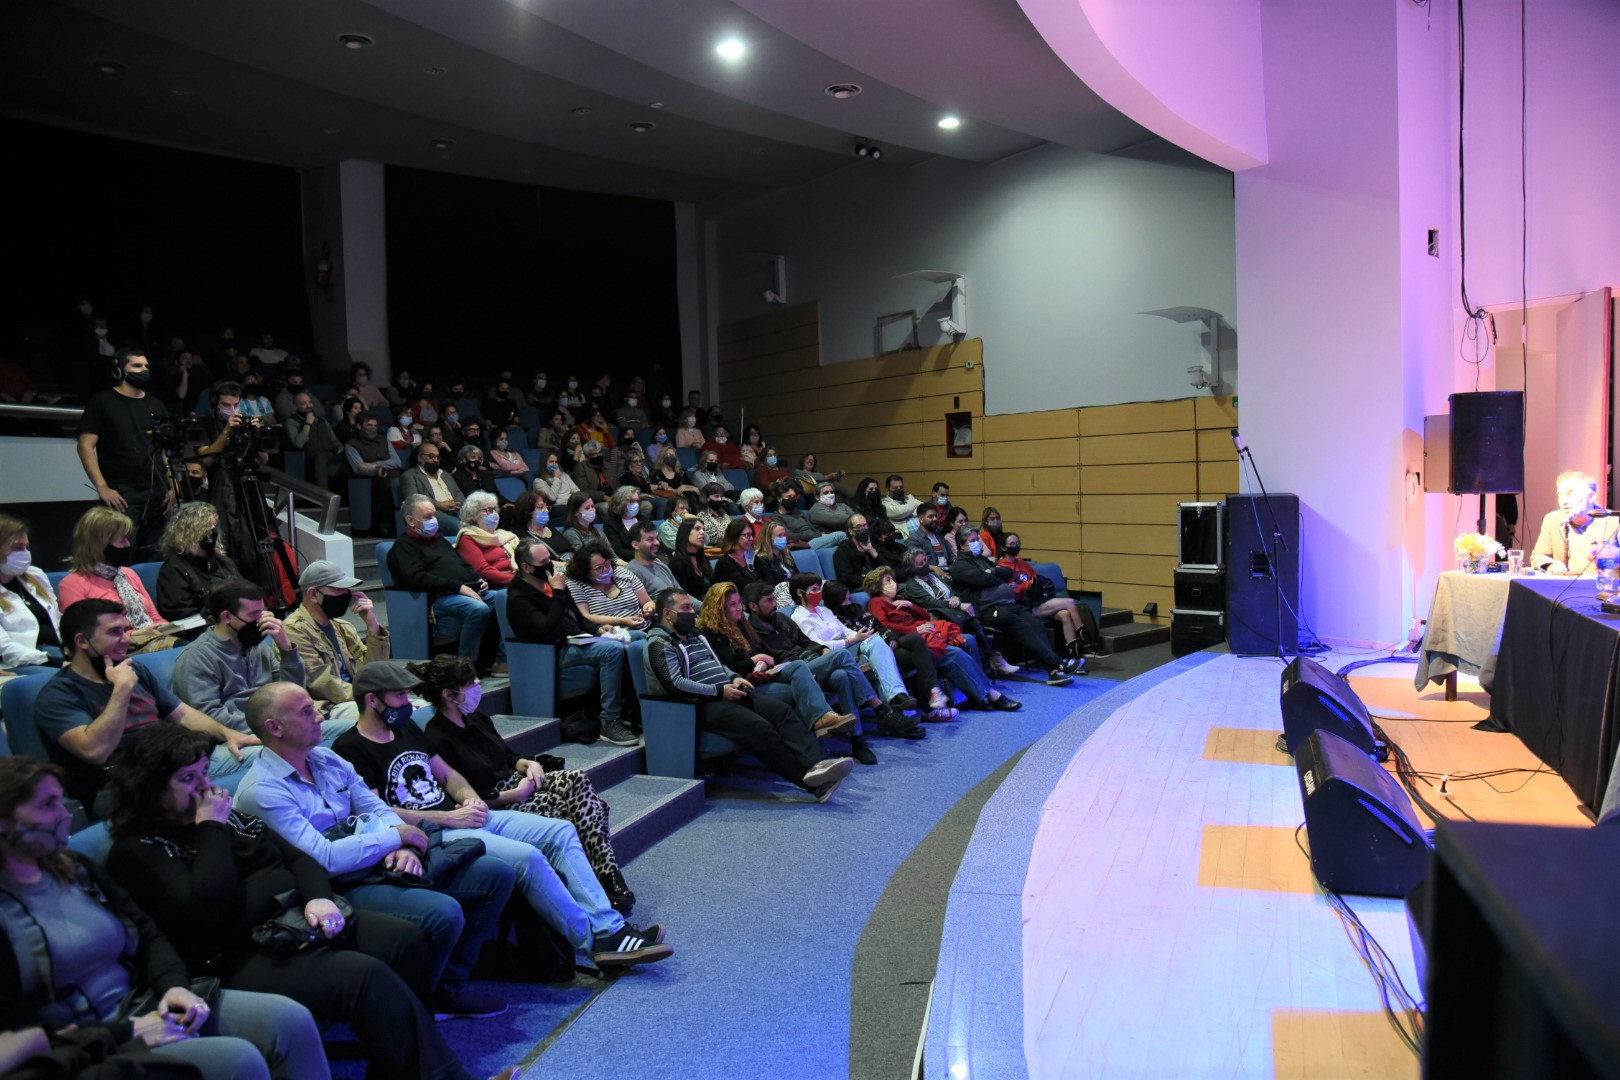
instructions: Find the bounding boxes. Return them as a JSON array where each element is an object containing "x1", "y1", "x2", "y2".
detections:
[{"x1": 1231, "y1": 429, "x2": 1291, "y2": 658}]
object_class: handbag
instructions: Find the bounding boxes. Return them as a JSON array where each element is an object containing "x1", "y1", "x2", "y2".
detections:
[
  {"x1": 916, "y1": 619, "x2": 966, "y2": 658},
  {"x1": 1023, "y1": 572, "x2": 1057, "y2": 606},
  {"x1": 249, "y1": 890, "x2": 356, "y2": 953},
  {"x1": 327, "y1": 820, "x2": 487, "y2": 889}
]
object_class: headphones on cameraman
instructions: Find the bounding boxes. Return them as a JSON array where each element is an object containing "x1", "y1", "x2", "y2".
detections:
[{"x1": 209, "y1": 380, "x2": 244, "y2": 411}]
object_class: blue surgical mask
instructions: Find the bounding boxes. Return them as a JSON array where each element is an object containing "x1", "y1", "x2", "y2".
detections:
[
  {"x1": 482, "y1": 511, "x2": 500, "y2": 530},
  {"x1": 533, "y1": 510, "x2": 550, "y2": 528},
  {"x1": 766, "y1": 455, "x2": 777, "y2": 467},
  {"x1": 626, "y1": 502, "x2": 641, "y2": 518},
  {"x1": 546, "y1": 462, "x2": 558, "y2": 472},
  {"x1": 655, "y1": 433, "x2": 667, "y2": 443},
  {"x1": 967, "y1": 540, "x2": 983, "y2": 556},
  {"x1": 773, "y1": 535, "x2": 788, "y2": 550},
  {"x1": 420, "y1": 517, "x2": 439, "y2": 538}
]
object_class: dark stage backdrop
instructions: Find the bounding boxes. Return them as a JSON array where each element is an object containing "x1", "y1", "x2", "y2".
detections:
[
  {"x1": 385, "y1": 165, "x2": 680, "y2": 387},
  {"x1": 0, "y1": 118, "x2": 310, "y2": 378}
]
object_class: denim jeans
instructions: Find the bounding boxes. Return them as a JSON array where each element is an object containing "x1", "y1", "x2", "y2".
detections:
[
  {"x1": 753, "y1": 659, "x2": 835, "y2": 733},
  {"x1": 345, "y1": 853, "x2": 516, "y2": 996},
  {"x1": 808, "y1": 532, "x2": 846, "y2": 550},
  {"x1": 855, "y1": 635, "x2": 907, "y2": 701},
  {"x1": 432, "y1": 591, "x2": 494, "y2": 663},
  {"x1": 559, "y1": 637, "x2": 626, "y2": 721},
  {"x1": 154, "y1": 988, "x2": 329, "y2": 1080},
  {"x1": 446, "y1": 809, "x2": 623, "y2": 951},
  {"x1": 806, "y1": 648, "x2": 876, "y2": 717},
  {"x1": 937, "y1": 644, "x2": 994, "y2": 704}
]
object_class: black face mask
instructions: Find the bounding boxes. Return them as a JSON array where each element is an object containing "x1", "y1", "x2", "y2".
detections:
[
  {"x1": 105, "y1": 545, "x2": 137, "y2": 567},
  {"x1": 235, "y1": 619, "x2": 265, "y2": 650},
  {"x1": 672, "y1": 612, "x2": 697, "y2": 636},
  {"x1": 123, "y1": 369, "x2": 152, "y2": 389},
  {"x1": 1004, "y1": 545, "x2": 1022, "y2": 558},
  {"x1": 201, "y1": 529, "x2": 219, "y2": 552},
  {"x1": 852, "y1": 528, "x2": 870, "y2": 541},
  {"x1": 319, "y1": 592, "x2": 352, "y2": 619},
  {"x1": 422, "y1": 461, "x2": 440, "y2": 474}
]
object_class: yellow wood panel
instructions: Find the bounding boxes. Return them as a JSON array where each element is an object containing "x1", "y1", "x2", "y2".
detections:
[
  {"x1": 1082, "y1": 523, "x2": 1179, "y2": 557},
  {"x1": 719, "y1": 344, "x2": 820, "y2": 380},
  {"x1": 833, "y1": 449, "x2": 929, "y2": 477},
  {"x1": 978, "y1": 494, "x2": 1081, "y2": 523},
  {"x1": 1079, "y1": 462, "x2": 1198, "y2": 494},
  {"x1": 1198, "y1": 825, "x2": 1319, "y2": 894},
  {"x1": 717, "y1": 302, "x2": 818, "y2": 345},
  {"x1": 1272, "y1": 1009, "x2": 1419, "y2": 1080},
  {"x1": 983, "y1": 466, "x2": 1080, "y2": 495},
  {"x1": 1197, "y1": 428, "x2": 1241, "y2": 461},
  {"x1": 830, "y1": 339, "x2": 981, "y2": 386},
  {"x1": 931, "y1": 472, "x2": 984, "y2": 499},
  {"x1": 1194, "y1": 394, "x2": 1240, "y2": 430},
  {"x1": 1204, "y1": 727, "x2": 1291, "y2": 766},
  {"x1": 1078, "y1": 430, "x2": 1198, "y2": 466},
  {"x1": 1078, "y1": 398, "x2": 1196, "y2": 437},
  {"x1": 1085, "y1": 552, "x2": 1177, "y2": 586},
  {"x1": 1199, "y1": 461, "x2": 1241, "y2": 497},
  {"x1": 1079, "y1": 493, "x2": 1194, "y2": 525},
  {"x1": 981, "y1": 439, "x2": 1080, "y2": 471},
  {"x1": 979, "y1": 409, "x2": 1080, "y2": 443},
  {"x1": 1081, "y1": 580, "x2": 1173, "y2": 617},
  {"x1": 718, "y1": 324, "x2": 821, "y2": 367},
  {"x1": 732, "y1": 367, "x2": 979, "y2": 411},
  {"x1": 1003, "y1": 521, "x2": 1082, "y2": 552}
]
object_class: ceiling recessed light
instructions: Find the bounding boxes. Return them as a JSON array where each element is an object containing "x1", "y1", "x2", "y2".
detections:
[
  {"x1": 336, "y1": 33, "x2": 374, "y2": 50},
  {"x1": 430, "y1": 137, "x2": 454, "y2": 150},
  {"x1": 571, "y1": 106, "x2": 592, "y2": 116},
  {"x1": 937, "y1": 115, "x2": 962, "y2": 130},
  {"x1": 91, "y1": 60, "x2": 125, "y2": 75},
  {"x1": 422, "y1": 65, "x2": 446, "y2": 76},
  {"x1": 715, "y1": 38, "x2": 745, "y2": 61},
  {"x1": 649, "y1": 101, "x2": 664, "y2": 109},
  {"x1": 628, "y1": 121, "x2": 656, "y2": 134},
  {"x1": 824, "y1": 83, "x2": 862, "y2": 100}
]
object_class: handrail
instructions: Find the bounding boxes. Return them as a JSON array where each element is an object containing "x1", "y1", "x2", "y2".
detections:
[
  {"x1": 263, "y1": 466, "x2": 341, "y2": 535},
  {"x1": 0, "y1": 402, "x2": 85, "y2": 421}
]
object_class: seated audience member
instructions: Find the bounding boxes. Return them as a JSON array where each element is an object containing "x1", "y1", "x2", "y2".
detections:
[
  {"x1": 236, "y1": 373, "x2": 274, "y2": 419},
  {"x1": 34, "y1": 600, "x2": 258, "y2": 814},
  {"x1": 561, "y1": 493, "x2": 605, "y2": 552},
  {"x1": 979, "y1": 506, "x2": 1006, "y2": 558},
  {"x1": 577, "y1": 408, "x2": 618, "y2": 452},
  {"x1": 455, "y1": 491, "x2": 519, "y2": 589},
  {"x1": 943, "y1": 506, "x2": 972, "y2": 560},
  {"x1": 507, "y1": 539, "x2": 636, "y2": 747},
  {"x1": 538, "y1": 410, "x2": 569, "y2": 452},
  {"x1": 600, "y1": 486, "x2": 647, "y2": 563},
  {"x1": 575, "y1": 439, "x2": 615, "y2": 503},
  {"x1": 452, "y1": 444, "x2": 498, "y2": 500},
  {"x1": 612, "y1": 389, "x2": 649, "y2": 431},
  {"x1": 694, "y1": 484, "x2": 736, "y2": 547},
  {"x1": 865, "y1": 567, "x2": 1021, "y2": 712},
  {"x1": 412, "y1": 654, "x2": 635, "y2": 910},
  {"x1": 0, "y1": 757, "x2": 328, "y2": 1080},
  {"x1": 513, "y1": 489, "x2": 573, "y2": 563},
  {"x1": 668, "y1": 519, "x2": 716, "y2": 598},
  {"x1": 645, "y1": 588, "x2": 854, "y2": 800},
  {"x1": 740, "y1": 582, "x2": 923, "y2": 740},
  {"x1": 697, "y1": 582, "x2": 864, "y2": 754},
  {"x1": 1532, "y1": 469, "x2": 1620, "y2": 574},
  {"x1": 674, "y1": 408, "x2": 706, "y2": 448},
  {"x1": 853, "y1": 477, "x2": 887, "y2": 524},
  {"x1": 794, "y1": 452, "x2": 846, "y2": 490},
  {"x1": 350, "y1": 364, "x2": 386, "y2": 409},
  {"x1": 651, "y1": 446, "x2": 698, "y2": 502},
  {"x1": 388, "y1": 406, "x2": 423, "y2": 455},
  {"x1": 482, "y1": 380, "x2": 521, "y2": 432},
  {"x1": 57, "y1": 507, "x2": 175, "y2": 653},
  {"x1": 775, "y1": 482, "x2": 846, "y2": 550},
  {"x1": 785, "y1": 573, "x2": 947, "y2": 717},
  {"x1": 389, "y1": 496, "x2": 498, "y2": 673},
  {"x1": 658, "y1": 493, "x2": 695, "y2": 550},
  {"x1": 809, "y1": 480, "x2": 856, "y2": 536},
  {"x1": 345, "y1": 415, "x2": 403, "y2": 536},
  {"x1": 333, "y1": 395, "x2": 366, "y2": 443},
  {"x1": 283, "y1": 391, "x2": 342, "y2": 489},
  {"x1": 900, "y1": 545, "x2": 1016, "y2": 675},
  {"x1": 0, "y1": 513, "x2": 62, "y2": 671},
  {"x1": 232, "y1": 682, "x2": 514, "y2": 1020},
  {"x1": 155, "y1": 501, "x2": 240, "y2": 622},
  {"x1": 689, "y1": 452, "x2": 734, "y2": 500},
  {"x1": 273, "y1": 369, "x2": 314, "y2": 421},
  {"x1": 332, "y1": 662, "x2": 671, "y2": 971},
  {"x1": 525, "y1": 372, "x2": 551, "y2": 408},
  {"x1": 617, "y1": 446, "x2": 655, "y2": 498},
  {"x1": 409, "y1": 379, "x2": 441, "y2": 425},
  {"x1": 906, "y1": 503, "x2": 954, "y2": 573},
  {"x1": 930, "y1": 481, "x2": 957, "y2": 523},
  {"x1": 566, "y1": 541, "x2": 653, "y2": 634},
  {"x1": 739, "y1": 425, "x2": 766, "y2": 469},
  {"x1": 702, "y1": 423, "x2": 745, "y2": 470},
  {"x1": 645, "y1": 424, "x2": 672, "y2": 461},
  {"x1": 283, "y1": 560, "x2": 390, "y2": 713},
  {"x1": 650, "y1": 393, "x2": 678, "y2": 430},
  {"x1": 489, "y1": 427, "x2": 530, "y2": 481},
  {"x1": 833, "y1": 514, "x2": 884, "y2": 592},
  {"x1": 950, "y1": 525, "x2": 1081, "y2": 684},
  {"x1": 625, "y1": 522, "x2": 679, "y2": 596},
  {"x1": 714, "y1": 517, "x2": 789, "y2": 592},
  {"x1": 870, "y1": 516, "x2": 913, "y2": 571},
  {"x1": 999, "y1": 532, "x2": 1104, "y2": 659},
  {"x1": 882, "y1": 474, "x2": 923, "y2": 535},
  {"x1": 458, "y1": 418, "x2": 490, "y2": 454},
  {"x1": 737, "y1": 487, "x2": 771, "y2": 535},
  {"x1": 399, "y1": 442, "x2": 464, "y2": 538},
  {"x1": 103, "y1": 725, "x2": 510, "y2": 1080},
  {"x1": 534, "y1": 449, "x2": 582, "y2": 506}
]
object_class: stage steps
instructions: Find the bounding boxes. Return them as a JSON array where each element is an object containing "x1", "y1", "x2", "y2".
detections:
[{"x1": 1098, "y1": 606, "x2": 1172, "y2": 653}]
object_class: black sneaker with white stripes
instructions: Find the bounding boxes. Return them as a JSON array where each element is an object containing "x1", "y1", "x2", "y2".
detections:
[{"x1": 591, "y1": 923, "x2": 674, "y2": 969}]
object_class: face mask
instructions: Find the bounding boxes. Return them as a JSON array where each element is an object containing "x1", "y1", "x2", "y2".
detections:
[
  {"x1": 936, "y1": 495, "x2": 949, "y2": 505},
  {"x1": 379, "y1": 701, "x2": 413, "y2": 727},
  {"x1": 533, "y1": 510, "x2": 550, "y2": 528},
  {"x1": 124, "y1": 369, "x2": 152, "y2": 389},
  {"x1": 93, "y1": 326, "x2": 107, "y2": 337},
  {"x1": 714, "y1": 435, "x2": 728, "y2": 444},
  {"x1": 987, "y1": 520, "x2": 1001, "y2": 532},
  {"x1": 747, "y1": 503, "x2": 764, "y2": 518},
  {"x1": 419, "y1": 517, "x2": 440, "y2": 538},
  {"x1": 445, "y1": 411, "x2": 458, "y2": 423},
  {"x1": 660, "y1": 398, "x2": 671, "y2": 408},
  {"x1": 672, "y1": 611, "x2": 697, "y2": 635},
  {"x1": 968, "y1": 540, "x2": 984, "y2": 556},
  {"x1": 482, "y1": 511, "x2": 500, "y2": 530},
  {"x1": 8, "y1": 816, "x2": 71, "y2": 858},
  {"x1": 626, "y1": 502, "x2": 641, "y2": 518},
  {"x1": 685, "y1": 417, "x2": 697, "y2": 428},
  {"x1": 1005, "y1": 545, "x2": 1022, "y2": 558},
  {"x1": 765, "y1": 455, "x2": 778, "y2": 467},
  {"x1": 596, "y1": 568, "x2": 615, "y2": 584},
  {"x1": 235, "y1": 619, "x2": 265, "y2": 650},
  {"x1": 890, "y1": 488, "x2": 905, "y2": 500},
  {"x1": 399, "y1": 415, "x2": 413, "y2": 427},
  {"x1": 534, "y1": 378, "x2": 547, "y2": 390},
  {"x1": 547, "y1": 462, "x2": 559, "y2": 472},
  {"x1": 200, "y1": 529, "x2": 219, "y2": 552},
  {"x1": 458, "y1": 684, "x2": 484, "y2": 714},
  {"x1": 422, "y1": 460, "x2": 440, "y2": 474},
  {"x1": 579, "y1": 509, "x2": 596, "y2": 525},
  {"x1": 626, "y1": 397, "x2": 638, "y2": 407},
  {"x1": 3, "y1": 551, "x2": 31, "y2": 576},
  {"x1": 804, "y1": 591, "x2": 822, "y2": 610},
  {"x1": 567, "y1": 379, "x2": 579, "y2": 390},
  {"x1": 820, "y1": 493, "x2": 836, "y2": 507},
  {"x1": 654, "y1": 433, "x2": 668, "y2": 444},
  {"x1": 495, "y1": 439, "x2": 508, "y2": 450},
  {"x1": 883, "y1": 580, "x2": 898, "y2": 598},
  {"x1": 363, "y1": 427, "x2": 381, "y2": 440},
  {"x1": 852, "y1": 528, "x2": 870, "y2": 541},
  {"x1": 772, "y1": 535, "x2": 788, "y2": 550},
  {"x1": 319, "y1": 592, "x2": 352, "y2": 620},
  {"x1": 105, "y1": 544, "x2": 137, "y2": 567}
]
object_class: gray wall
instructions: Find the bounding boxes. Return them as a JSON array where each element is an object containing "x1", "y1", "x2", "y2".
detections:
[{"x1": 712, "y1": 140, "x2": 1236, "y2": 414}]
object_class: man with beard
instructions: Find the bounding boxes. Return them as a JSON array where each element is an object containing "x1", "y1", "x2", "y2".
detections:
[
  {"x1": 400, "y1": 442, "x2": 465, "y2": 537},
  {"x1": 76, "y1": 348, "x2": 174, "y2": 553},
  {"x1": 344, "y1": 414, "x2": 403, "y2": 537},
  {"x1": 283, "y1": 390, "x2": 343, "y2": 489}
]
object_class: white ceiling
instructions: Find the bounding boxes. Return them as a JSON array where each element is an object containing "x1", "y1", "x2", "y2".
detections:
[{"x1": 2, "y1": 0, "x2": 1150, "y2": 206}]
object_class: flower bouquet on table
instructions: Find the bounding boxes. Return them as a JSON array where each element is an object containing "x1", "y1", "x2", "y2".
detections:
[{"x1": 1453, "y1": 532, "x2": 1505, "y2": 573}]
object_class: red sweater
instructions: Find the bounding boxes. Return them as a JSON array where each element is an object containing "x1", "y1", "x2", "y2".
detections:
[
  {"x1": 456, "y1": 532, "x2": 517, "y2": 587},
  {"x1": 868, "y1": 595, "x2": 931, "y2": 634}
]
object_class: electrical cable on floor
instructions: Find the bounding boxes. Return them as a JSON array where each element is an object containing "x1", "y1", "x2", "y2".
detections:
[{"x1": 1375, "y1": 722, "x2": 1478, "y2": 823}]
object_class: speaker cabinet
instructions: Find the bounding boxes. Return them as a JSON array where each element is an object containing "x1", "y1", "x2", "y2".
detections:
[
  {"x1": 1174, "y1": 567, "x2": 1224, "y2": 609},
  {"x1": 1280, "y1": 656, "x2": 1379, "y2": 756},
  {"x1": 1178, "y1": 501, "x2": 1225, "y2": 568},
  {"x1": 1449, "y1": 391, "x2": 1525, "y2": 494},
  {"x1": 1226, "y1": 493, "x2": 1300, "y2": 656},
  {"x1": 1296, "y1": 729, "x2": 1431, "y2": 898},
  {"x1": 1171, "y1": 609, "x2": 1224, "y2": 657}
]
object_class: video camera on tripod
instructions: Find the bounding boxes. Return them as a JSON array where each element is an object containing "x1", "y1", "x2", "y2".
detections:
[{"x1": 216, "y1": 415, "x2": 281, "y2": 473}]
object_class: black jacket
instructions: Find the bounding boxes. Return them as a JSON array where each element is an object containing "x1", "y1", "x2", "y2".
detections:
[
  {"x1": 387, "y1": 533, "x2": 480, "y2": 597},
  {"x1": 506, "y1": 575, "x2": 587, "y2": 644},
  {"x1": 669, "y1": 550, "x2": 715, "y2": 600},
  {"x1": 949, "y1": 551, "x2": 1019, "y2": 608},
  {"x1": 156, "y1": 551, "x2": 241, "y2": 621},
  {"x1": 746, "y1": 611, "x2": 825, "y2": 663}
]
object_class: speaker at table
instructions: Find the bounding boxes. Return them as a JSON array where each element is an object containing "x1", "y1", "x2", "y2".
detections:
[
  {"x1": 1449, "y1": 391, "x2": 1525, "y2": 494},
  {"x1": 1280, "y1": 656, "x2": 1379, "y2": 757},
  {"x1": 1296, "y1": 728, "x2": 1432, "y2": 898}
]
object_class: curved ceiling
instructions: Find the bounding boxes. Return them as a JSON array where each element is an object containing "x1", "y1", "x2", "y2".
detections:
[{"x1": 2, "y1": 0, "x2": 1150, "y2": 206}]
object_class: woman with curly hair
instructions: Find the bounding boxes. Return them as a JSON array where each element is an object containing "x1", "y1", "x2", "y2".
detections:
[
  {"x1": 564, "y1": 540, "x2": 652, "y2": 634},
  {"x1": 409, "y1": 654, "x2": 635, "y2": 913},
  {"x1": 155, "y1": 501, "x2": 241, "y2": 621}
]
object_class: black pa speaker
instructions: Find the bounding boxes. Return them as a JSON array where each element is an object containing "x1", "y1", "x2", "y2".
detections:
[
  {"x1": 1449, "y1": 391, "x2": 1525, "y2": 494},
  {"x1": 1280, "y1": 656, "x2": 1379, "y2": 756},
  {"x1": 1296, "y1": 729, "x2": 1431, "y2": 898},
  {"x1": 1225, "y1": 493, "x2": 1299, "y2": 655}
]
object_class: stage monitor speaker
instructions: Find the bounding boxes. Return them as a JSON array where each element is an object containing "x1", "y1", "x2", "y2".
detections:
[
  {"x1": 1280, "y1": 656, "x2": 1379, "y2": 756},
  {"x1": 1296, "y1": 729, "x2": 1432, "y2": 898},
  {"x1": 1450, "y1": 391, "x2": 1525, "y2": 494},
  {"x1": 1225, "y1": 493, "x2": 1299, "y2": 655}
]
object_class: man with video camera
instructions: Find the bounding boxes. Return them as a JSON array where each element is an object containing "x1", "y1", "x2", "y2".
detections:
[{"x1": 194, "y1": 379, "x2": 278, "y2": 580}]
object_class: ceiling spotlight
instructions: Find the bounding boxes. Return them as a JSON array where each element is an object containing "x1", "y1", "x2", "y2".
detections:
[
  {"x1": 430, "y1": 137, "x2": 454, "y2": 150},
  {"x1": 715, "y1": 38, "x2": 746, "y2": 61},
  {"x1": 938, "y1": 115, "x2": 962, "y2": 130},
  {"x1": 91, "y1": 59, "x2": 125, "y2": 75},
  {"x1": 628, "y1": 121, "x2": 656, "y2": 134},
  {"x1": 854, "y1": 141, "x2": 882, "y2": 160},
  {"x1": 336, "y1": 33, "x2": 374, "y2": 50},
  {"x1": 824, "y1": 83, "x2": 863, "y2": 100}
]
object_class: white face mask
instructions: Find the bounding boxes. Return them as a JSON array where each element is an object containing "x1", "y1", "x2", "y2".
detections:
[
  {"x1": 626, "y1": 397, "x2": 637, "y2": 407},
  {"x1": 93, "y1": 326, "x2": 107, "y2": 337},
  {"x1": 399, "y1": 415, "x2": 412, "y2": 427},
  {"x1": 626, "y1": 502, "x2": 641, "y2": 518},
  {"x1": 714, "y1": 435, "x2": 728, "y2": 444},
  {"x1": 482, "y1": 511, "x2": 500, "y2": 530},
  {"x1": 968, "y1": 540, "x2": 984, "y2": 556},
  {"x1": 748, "y1": 503, "x2": 764, "y2": 518},
  {"x1": 820, "y1": 493, "x2": 836, "y2": 507},
  {"x1": 685, "y1": 417, "x2": 697, "y2": 428},
  {"x1": 2, "y1": 550, "x2": 30, "y2": 576},
  {"x1": 579, "y1": 508, "x2": 597, "y2": 525},
  {"x1": 419, "y1": 517, "x2": 440, "y2": 537},
  {"x1": 567, "y1": 379, "x2": 579, "y2": 390}
]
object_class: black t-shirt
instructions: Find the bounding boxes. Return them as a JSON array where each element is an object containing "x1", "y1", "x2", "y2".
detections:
[
  {"x1": 421, "y1": 710, "x2": 518, "y2": 799},
  {"x1": 80, "y1": 388, "x2": 169, "y2": 489},
  {"x1": 331, "y1": 722, "x2": 454, "y2": 813}
]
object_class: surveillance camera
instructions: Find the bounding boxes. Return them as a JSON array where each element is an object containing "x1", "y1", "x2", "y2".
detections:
[{"x1": 764, "y1": 290, "x2": 785, "y2": 304}]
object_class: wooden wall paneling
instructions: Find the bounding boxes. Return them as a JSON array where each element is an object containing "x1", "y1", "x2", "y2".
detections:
[
  {"x1": 1087, "y1": 552, "x2": 1180, "y2": 586},
  {"x1": 717, "y1": 302, "x2": 818, "y2": 345},
  {"x1": 1194, "y1": 395, "x2": 1240, "y2": 431},
  {"x1": 1196, "y1": 428, "x2": 1241, "y2": 463},
  {"x1": 1199, "y1": 461, "x2": 1242, "y2": 498},
  {"x1": 1079, "y1": 430, "x2": 1199, "y2": 466},
  {"x1": 1079, "y1": 462, "x2": 1199, "y2": 495},
  {"x1": 979, "y1": 409, "x2": 1081, "y2": 443},
  {"x1": 983, "y1": 466, "x2": 1081, "y2": 495},
  {"x1": 1080, "y1": 493, "x2": 1198, "y2": 524},
  {"x1": 1084, "y1": 524, "x2": 1180, "y2": 557},
  {"x1": 1079, "y1": 399, "x2": 1197, "y2": 437},
  {"x1": 1084, "y1": 580, "x2": 1175, "y2": 615}
]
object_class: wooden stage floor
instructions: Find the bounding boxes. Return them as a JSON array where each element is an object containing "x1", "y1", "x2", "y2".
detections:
[{"x1": 1020, "y1": 651, "x2": 1589, "y2": 1079}]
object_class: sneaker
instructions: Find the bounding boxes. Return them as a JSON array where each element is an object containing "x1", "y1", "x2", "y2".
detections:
[
  {"x1": 1045, "y1": 669, "x2": 1074, "y2": 687},
  {"x1": 887, "y1": 693, "x2": 918, "y2": 711},
  {"x1": 813, "y1": 711, "x2": 859, "y2": 738},
  {"x1": 599, "y1": 720, "x2": 641, "y2": 747},
  {"x1": 927, "y1": 687, "x2": 951, "y2": 712},
  {"x1": 989, "y1": 694, "x2": 1023, "y2": 712},
  {"x1": 812, "y1": 772, "x2": 851, "y2": 803},
  {"x1": 1059, "y1": 656, "x2": 1086, "y2": 675},
  {"x1": 592, "y1": 924, "x2": 674, "y2": 969},
  {"x1": 848, "y1": 735, "x2": 877, "y2": 765},
  {"x1": 803, "y1": 757, "x2": 854, "y2": 788},
  {"x1": 432, "y1": 988, "x2": 508, "y2": 1020}
]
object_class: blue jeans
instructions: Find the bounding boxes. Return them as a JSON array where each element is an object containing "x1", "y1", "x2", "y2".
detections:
[
  {"x1": 154, "y1": 988, "x2": 329, "y2": 1080},
  {"x1": 446, "y1": 809, "x2": 622, "y2": 951},
  {"x1": 937, "y1": 644, "x2": 994, "y2": 705},
  {"x1": 753, "y1": 659, "x2": 835, "y2": 733},
  {"x1": 808, "y1": 532, "x2": 846, "y2": 550},
  {"x1": 345, "y1": 853, "x2": 515, "y2": 996},
  {"x1": 855, "y1": 636, "x2": 907, "y2": 701},
  {"x1": 560, "y1": 637, "x2": 626, "y2": 722},
  {"x1": 805, "y1": 648, "x2": 876, "y2": 715},
  {"x1": 432, "y1": 592, "x2": 494, "y2": 663}
]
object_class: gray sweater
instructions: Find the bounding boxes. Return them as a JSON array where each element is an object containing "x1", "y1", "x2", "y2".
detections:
[{"x1": 172, "y1": 629, "x2": 306, "y2": 731}]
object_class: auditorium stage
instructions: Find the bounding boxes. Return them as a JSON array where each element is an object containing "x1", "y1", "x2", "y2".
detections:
[{"x1": 926, "y1": 649, "x2": 1591, "y2": 1079}]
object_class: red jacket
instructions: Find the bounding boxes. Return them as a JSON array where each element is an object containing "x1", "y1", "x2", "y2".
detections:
[
  {"x1": 456, "y1": 532, "x2": 517, "y2": 587},
  {"x1": 868, "y1": 595, "x2": 931, "y2": 634},
  {"x1": 703, "y1": 440, "x2": 745, "y2": 470},
  {"x1": 998, "y1": 555, "x2": 1039, "y2": 599}
]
